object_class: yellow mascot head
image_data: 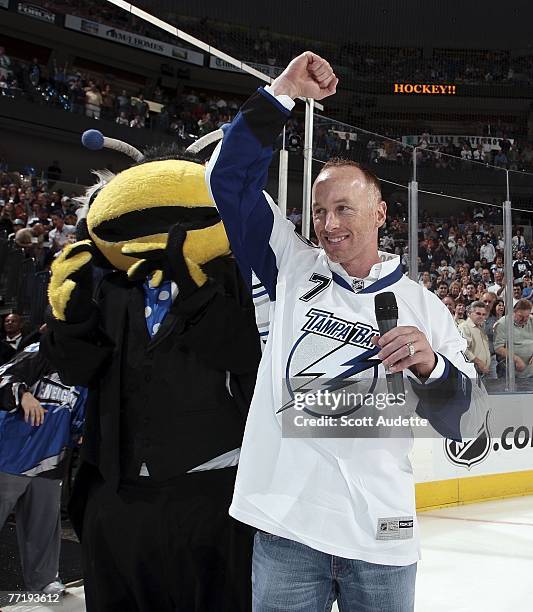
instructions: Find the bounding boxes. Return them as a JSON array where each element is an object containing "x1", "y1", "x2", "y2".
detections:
[{"x1": 78, "y1": 132, "x2": 230, "y2": 286}]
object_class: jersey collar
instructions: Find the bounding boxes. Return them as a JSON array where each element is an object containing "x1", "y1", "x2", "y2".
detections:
[{"x1": 327, "y1": 251, "x2": 403, "y2": 294}]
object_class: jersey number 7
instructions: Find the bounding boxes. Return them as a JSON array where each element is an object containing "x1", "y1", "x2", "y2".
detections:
[{"x1": 299, "y1": 273, "x2": 332, "y2": 302}]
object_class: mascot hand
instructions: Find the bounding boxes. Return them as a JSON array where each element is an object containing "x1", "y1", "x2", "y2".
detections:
[
  {"x1": 48, "y1": 240, "x2": 95, "y2": 323},
  {"x1": 123, "y1": 223, "x2": 207, "y2": 299}
]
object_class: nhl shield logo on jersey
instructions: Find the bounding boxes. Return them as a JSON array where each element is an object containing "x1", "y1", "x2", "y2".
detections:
[
  {"x1": 279, "y1": 308, "x2": 381, "y2": 418},
  {"x1": 351, "y1": 279, "x2": 365, "y2": 293},
  {"x1": 444, "y1": 411, "x2": 491, "y2": 469}
]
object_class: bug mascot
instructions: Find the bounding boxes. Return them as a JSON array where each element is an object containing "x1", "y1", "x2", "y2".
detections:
[{"x1": 42, "y1": 129, "x2": 261, "y2": 612}]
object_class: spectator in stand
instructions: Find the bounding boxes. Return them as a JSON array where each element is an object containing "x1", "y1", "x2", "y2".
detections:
[
  {"x1": 442, "y1": 295, "x2": 456, "y2": 315},
  {"x1": 116, "y1": 89, "x2": 131, "y2": 116},
  {"x1": 380, "y1": 232, "x2": 395, "y2": 252},
  {"x1": 494, "y1": 299, "x2": 533, "y2": 378},
  {"x1": 14, "y1": 223, "x2": 44, "y2": 256},
  {"x1": 0, "y1": 46, "x2": 12, "y2": 80},
  {"x1": 463, "y1": 282, "x2": 478, "y2": 305},
  {"x1": 129, "y1": 114, "x2": 144, "y2": 128},
  {"x1": 437, "y1": 259, "x2": 454, "y2": 280},
  {"x1": 472, "y1": 206, "x2": 485, "y2": 221},
  {"x1": 159, "y1": 105, "x2": 173, "y2": 131},
  {"x1": 513, "y1": 251, "x2": 532, "y2": 280},
  {"x1": 485, "y1": 298, "x2": 505, "y2": 378},
  {"x1": 476, "y1": 281, "x2": 487, "y2": 296},
  {"x1": 152, "y1": 85, "x2": 163, "y2": 103},
  {"x1": 488, "y1": 271, "x2": 504, "y2": 295},
  {"x1": 48, "y1": 212, "x2": 75, "y2": 252},
  {"x1": 419, "y1": 242, "x2": 437, "y2": 271},
  {"x1": 51, "y1": 59, "x2": 68, "y2": 94},
  {"x1": 452, "y1": 237, "x2": 469, "y2": 265},
  {"x1": 340, "y1": 133, "x2": 354, "y2": 160},
  {"x1": 14, "y1": 197, "x2": 29, "y2": 222},
  {"x1": 64, "y1": 212, "x2": 78, "y2": 227},
  {"x1": 481, "y1": 291, "x2": 497, "y2": 312},
  {"x1": 28, "y1": 206, "x2": 51, "y2": 230},
  {"x1": 460, "y1": 143, "x2": 473, "y2": 165},
  {"x1": 133, "y1": 93, "x2": 149, "y2": 123},
  {"x1": 28, "y1": 58, "x2": 41, "y2": 88},
  {"x1": 479, "y1": 236, "x2": 496, "y2": 263},
  {"x1": 470, "y1": 261, "x2": 483, "y2": 283},
  {"x1": 116, "y1": 111, "x2": 129, "y2": 126},
  {"x1": 69, "y1": 77, "x2": 86, "y2": 115},
  {"x1": 287, "y1": 208, "x2": 302, "y2": 229},
  {"x1": 454, "y1": 301, "x2": 466, "y2": 325},
  {"x1": 481, "y1": 140, "x2": 493, "y2": 163},
  {"x1": 0, "y1": 343, "x2": 86, "y2": 596},
  {"x1": 499, "y1": 136, "x2": 512, "y2": 157},
  {"x1": 508, "y1": 146, "x2": 521, "y2": 170},
  {"x1": 449, "y1": 280, "x2": 462, "y2": 301},
  {"x1": 459, "y1": 301, "x2": 491, "y2": 377},
  {"x1": 197, "y1": 112, "x2": 214, "y2": 136},
  {"x1": 101, "y1": 84, "x2": 116, "y2": 120},
  {"x1": 513, "y1": 283, "x2": 523, "y2": 307},
  {"x1": 85, "y1": 82, "x2": 103, "y2": 119},
  {"x1": 47, "y1": 192, "x2": 62, "y2": 215},
  {"x1": 481, "y1": 268, "x2": 492, "y2": 287},
  {"x1": 185, "y1": 90, "x2": 199, "y2": 104},
  {"x1": 0, "y1": 204, "x2": 14, "y2": 234},
  {"x1": 2, "y1": 314, "x2": 26, "y2": 352},
  {"x1": 472, "y1": 144, "x2": 484, "y2": 162},
  {"x1": 59, "y1": 196, "x2": 74, "y2": 216},
  {"x1": 512, "y1": 229, "x2": 527, "y2": 254},
  {"x1": 10, "y1": 218, "x2": 26, "y2": 238},
  {"x1": 494, "y1": 149, "x2": 508, "y2": 167},
  {"x1": 436, "y1": 282, "x2": 449, "y2": 299},
  {"x1": 521, "y1": 275, "x2": 533, "y2": 301},
  {"x1": 418, "y1": 270, "x2": 431, "y2": 287},
  {"x1": 15, "y1": 227, "x2": 33, "y2": 252}
]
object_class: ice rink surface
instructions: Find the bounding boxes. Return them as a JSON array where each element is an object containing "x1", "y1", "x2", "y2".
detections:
[{"x1": 3, "y1": 495, "x2": 532, "y2": 612}]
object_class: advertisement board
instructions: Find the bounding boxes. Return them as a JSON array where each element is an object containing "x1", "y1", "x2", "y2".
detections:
[{"x1": 65, "y1": 15, "x2": 204, "y2": 66}]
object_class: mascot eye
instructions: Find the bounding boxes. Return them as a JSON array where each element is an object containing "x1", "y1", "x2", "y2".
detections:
[{"x1": 93, "y1": 205, "x2": 220, "y2": 242}]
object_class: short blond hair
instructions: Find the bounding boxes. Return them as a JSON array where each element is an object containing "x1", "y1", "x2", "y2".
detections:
[{"x1": 317, "y1": 158, "x2": 382, "y2": 208}]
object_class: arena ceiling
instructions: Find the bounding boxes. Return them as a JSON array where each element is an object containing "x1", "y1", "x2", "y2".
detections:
[{"x1": 137, "y1": 0, "x2": 533, "y2": 50}]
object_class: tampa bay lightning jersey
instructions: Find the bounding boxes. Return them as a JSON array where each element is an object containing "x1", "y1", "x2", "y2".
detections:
[
  {"x1": 0, "y1": 343, "x2": 86, "y2": 477},
  {"x1": 206, "y1": 87, "x2": 479, "y2": 565}
]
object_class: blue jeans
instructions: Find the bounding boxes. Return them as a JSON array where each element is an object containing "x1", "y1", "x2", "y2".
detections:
[{"x1": 252, "y1": 531, "x2": 417, "y2": 612}]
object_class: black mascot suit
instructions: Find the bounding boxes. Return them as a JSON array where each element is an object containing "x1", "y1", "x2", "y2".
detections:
[{"x1": 42, "y1": 132, "x2": 261, "y2": 612}]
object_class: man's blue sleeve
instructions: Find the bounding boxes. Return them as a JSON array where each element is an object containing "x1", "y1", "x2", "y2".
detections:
[
  {"x1": 412, "y1": 354, "x2": 473, "y2": 441},
  {"x1": 206, "y1": 88, "x2": 294, "y2": 301}
]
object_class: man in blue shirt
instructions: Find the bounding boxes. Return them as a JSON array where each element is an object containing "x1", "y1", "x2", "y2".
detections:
[{"x1": 0, "y1": 343, "x2": 86, "y2": 595}]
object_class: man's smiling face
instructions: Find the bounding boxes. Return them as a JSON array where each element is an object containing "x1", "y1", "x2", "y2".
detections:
[{"x1": 312, "y1": 165, "x2": 386, "y2": 271}]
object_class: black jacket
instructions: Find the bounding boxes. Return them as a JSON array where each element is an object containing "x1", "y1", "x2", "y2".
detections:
[{"x1": 41, "y1": 257, "x2": 261, "y2": 491}]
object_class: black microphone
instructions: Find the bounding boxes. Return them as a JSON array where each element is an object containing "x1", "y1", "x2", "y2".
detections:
[{"x1": 374, "y1": 292, "x2": 405, "y2": 402}]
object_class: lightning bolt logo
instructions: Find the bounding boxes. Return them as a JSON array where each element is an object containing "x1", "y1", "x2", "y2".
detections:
[{"x1": 278, "y1": 337, "x2": 381, "y2": 416}]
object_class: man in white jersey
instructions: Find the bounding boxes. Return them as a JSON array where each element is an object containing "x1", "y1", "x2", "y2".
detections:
[{"x1": 207, "y1": 52, "x2": 478, "y2": 612}]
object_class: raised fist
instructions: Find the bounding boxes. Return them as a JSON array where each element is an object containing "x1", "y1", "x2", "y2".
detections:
[{"x1": 270, "y1": 52, "x2": 338, "y2": 101}]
